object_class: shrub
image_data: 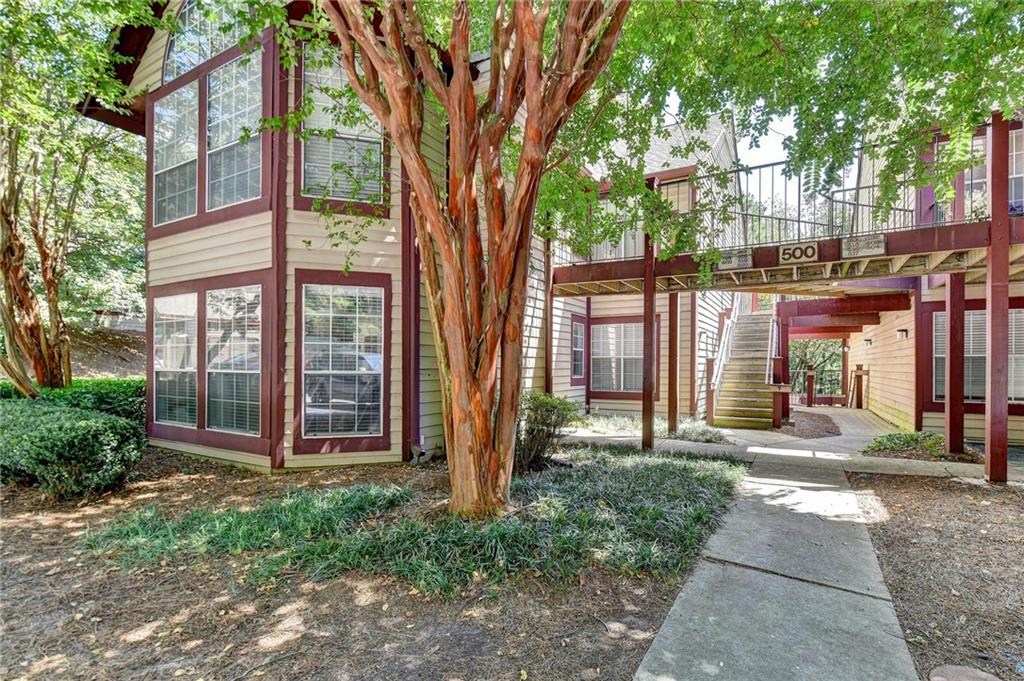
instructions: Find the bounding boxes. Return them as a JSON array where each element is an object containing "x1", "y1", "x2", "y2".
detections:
[
  {"x1": 0, "y1": 377, "x2": 145, "y2": 424},
  {"x1": 0, "y1": 399, "x2": 146, "y2": 500},
  {"x1": 863, "y1": 431, "x2": 945, "y2": 457},
  {"x1": 513, "y1": 391, "x2": 581, "y2": 474}
]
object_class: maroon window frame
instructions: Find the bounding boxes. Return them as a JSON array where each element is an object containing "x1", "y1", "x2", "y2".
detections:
[
  {"x1": 570, "y1": 313, "x2": 588, "y2": 386},
  {"x1": 145, "y1": 30, "x2": 275, "y2": 239},
  {"x1": 919, "y1": 296, "x2": 1024, "y2": 417},
  {"x1": 291, "y1": 46, "x2": 392, "y2": 218},
  {"x1": 146, "y1": 269, "x2": 275, "y2": 455},
  {"x1": 292, "y1": 269, "x2": 393, "y2": 454},
  {"x1": 587, "y1": 314, "x2": 661, "y2": 401}
]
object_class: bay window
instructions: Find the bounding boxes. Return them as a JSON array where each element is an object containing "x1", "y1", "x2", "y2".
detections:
[
  {"x1": 301, "y1": 49, "x2": 385, "y2": 204},
  {"x1": 934, "y1": 308, "x2": 1024, "y2": 403},
  {"x1": 206, "y1": 285, "x2": 261, "y2": 435},
  {"x1": 302, "y1": 284, "x2": 385, "y2": 437},
  {"x1": 591, "y1": 323, "x2": 643, "y2": 392},
  {"x1": 153, "y1": 293, "x2": 198, "y2": 426}
]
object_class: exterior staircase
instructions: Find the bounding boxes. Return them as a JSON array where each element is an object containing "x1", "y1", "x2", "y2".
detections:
[{"x1": 713, "y1": 312, "x2": 775, "y2": 430}]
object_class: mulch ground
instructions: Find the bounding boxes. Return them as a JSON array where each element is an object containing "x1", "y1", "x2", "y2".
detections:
[
  {"x1": 1, "y1": 448, "x2": 677, "y2": 681},
  {"x1": 777, "y1": 409, "x2": 841, "y2": 439},
  {"x1": 850, "y1": 474, "x2": 1024, "y2": 681},
  {"x1": 861, "y1": 444, "x2": 984, "y2": 465}
]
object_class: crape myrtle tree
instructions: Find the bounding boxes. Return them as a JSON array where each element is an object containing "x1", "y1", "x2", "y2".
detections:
[
  {"x1": 235, "y1": 0, "x2": 1021, "y2": 516},
  {"x1": 0, "y1": 1, "x2": 160, "y2": 396}
]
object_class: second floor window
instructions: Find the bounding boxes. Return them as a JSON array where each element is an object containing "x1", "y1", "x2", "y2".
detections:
[
  {"x1": 207, "y1": 56, "x2": 263, "y2": 210},
  {"x1": 154, "y1": 83, "x2": 199, "y2": 225},
  {"x1": 302, "y1": 49, "x2": 384, "y2": 204}
]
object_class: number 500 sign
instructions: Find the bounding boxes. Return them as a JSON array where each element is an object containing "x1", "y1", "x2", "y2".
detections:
[{"x1": 778, "y1": 242, "x2": 818, "y2": 264}]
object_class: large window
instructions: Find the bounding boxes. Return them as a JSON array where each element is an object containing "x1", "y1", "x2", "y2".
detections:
[
  {"x1": 934, "y1": 308, "x2": 1024, "y2": 402},
  {"x1": 1011, "y1": 129, "x2": 1023, "y2": 215},
  {"x1": 153, "y1": 83, "x2": 199, "y2": 225},
  {"x1": 591, "y1": 323, "x2": 643, "y2": 392},
  {"x1": 206, "y1": 286, "x2": 261, "y2": 435},
  {"x1": 164, "y1": 0, "x2": 244, "y2": 84},
  {"x1": 153, "y1": 293, "x2": 198, "y2": 426},
  {"x1": 301, "y1": 49, "x2": 384, "y2": 203},
  {"x1": 571, "y1": 321, "x2": 585, "y2": 379},
  {"x1": 302, "y1": 284, "x2": 384, "y2": 437},
  {"x1": 207, "y1": 56, "x2": 262, "y2": 210}
]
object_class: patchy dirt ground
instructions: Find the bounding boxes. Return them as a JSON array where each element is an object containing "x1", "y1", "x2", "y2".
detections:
[
  {"x1": 861, "y1": 443, "x2": 984, "y2": 465},
  {"x1": 1, "y1": 449, "x2": 678, "y2": 681},
  {"x1": 778, "y1": 409, "x2": 841, "y2": 439},
  {"x1": 70, "y1": 326, "x2": 146, "y2": 378},
  {"x1": 850, "y1": 474, "x2": 1024, "y2": 680}
]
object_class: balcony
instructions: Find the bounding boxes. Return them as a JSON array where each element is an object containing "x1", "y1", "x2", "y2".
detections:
[{"x1": 554, "y1": 125, "x2": 1023, "y2": 298}]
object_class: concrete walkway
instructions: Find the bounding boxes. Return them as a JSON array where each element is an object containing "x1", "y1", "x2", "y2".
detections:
[
  {"x1": 634, "y1": 447, "x2": 919, "y2": 681},
  {"x1": 568, "y1": 406, "x2": 1024, "y2": 482}
]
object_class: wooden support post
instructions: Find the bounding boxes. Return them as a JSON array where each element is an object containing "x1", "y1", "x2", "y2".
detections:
[
  {"x1": 806, "y1": 369, "x2": 816, "y2": 408},
  {"x1": 543, "y1": 238, "x2": 553, "y2": 395},
  {"x1": 668, "y1": 292, "x2": 679, "y2": 434},
  {"x1": 642, "y1": 235, "x2": 656, "y2": 450},
  {"x1": 841, "y1": 340, "x2": 849, "y2": 400},
  {"x1": 780, "y1": 318, "x2": 791, "y2": 419},
  {"x1": 945, "y1": 272, "x2": 965, "y2": 454},
  {"x1": 854, "y1": 364, "x2": 864, "y2": 409},
  {"x1": 985, "y1": 112, "x2": 1010, "y2": 482},
  {"x1": 705, "y1": 357, "x2": 715, "y2": 426},
  {"x1": 772, "y1": 356, "x2": 784, "y2": 428}
]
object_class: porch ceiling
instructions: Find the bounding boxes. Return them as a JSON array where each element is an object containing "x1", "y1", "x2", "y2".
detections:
[{"x1": 551, "y1": 218, "x2": 1024, "y2": 298}]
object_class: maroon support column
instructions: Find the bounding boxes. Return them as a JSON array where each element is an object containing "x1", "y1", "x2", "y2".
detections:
[
  {"x1": 779, "y1": 318, "x2": 791, "y2": 419},
  {"x1": 806, "y1": 369, "x2": 816, "y2": 408},
  {"x1": 642, "y1": 234, "x2": 656, "y2": 449},
  {"x1": 944, "y1": 272, "x2": 965, "y2": 454},
  {"x1": 855, "y1": 364, "x2": 864, "y2": 409},
  {"x1": 668, "y1": 292, "x2": 679, "y2": 434},
  {"x1": 841, "y1": 340, "x2": 849, "y2": 399},
  {"x1": 705, "y1": 357, "x2": 716, "y2": 426},
  {"x1": 985, "y1": 112, "x2": 1010, "y2": 482}
]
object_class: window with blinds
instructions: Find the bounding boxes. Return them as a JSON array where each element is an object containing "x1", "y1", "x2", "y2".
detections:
[
  {"x1": 934, "y1": 308, "x2": 1024, "y2": 402},
  {"x1": 153, "y1": 293, "x2": 198, "y2": 426},
  {"x1": 206, "y1": 286, "x2": 261, "y2": 435},
  {"x1": 591, "y1": 323, "x2": 643, "y2": 392},
  {"x1": 571, "y1": 321, "x2": 585, "y2": 378},
  {"x1": 153, "y1": 84, "x2": 199, "y2": 225},
  {"x1": 301, "y1": 49, "x2": 384, "y2": 203},
  {"x1": 302, "y1": 284, "x2": 384, "y2": 437},
  {"x1": 207, "y1": 56, "x2": 262, "y2": 210},
  {"x1": 1011, "y1": 129, "x2": 1023, "y2": 215}
]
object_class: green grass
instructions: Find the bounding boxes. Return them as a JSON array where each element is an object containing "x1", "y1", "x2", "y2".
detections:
[
  {"x1": 862, "y1": 431, "x2": 945, "y2": 457},
  {"x1": 84, "y1": 444, "x2": 743, "y2": 595},
  {"x1": 581, "y1": 413, "x2": 729, "y2": 444}
]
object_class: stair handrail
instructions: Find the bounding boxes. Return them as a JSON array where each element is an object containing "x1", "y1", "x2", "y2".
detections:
[
  {"x1": 710, "y1": 303, "x2": 741, "y2": 403},
  {"x1": 765, "y1": 313, "x2": 779, "y2": 385}
]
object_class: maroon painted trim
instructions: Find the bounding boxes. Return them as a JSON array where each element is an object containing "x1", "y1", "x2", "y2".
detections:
[
  {"x1": 292, "y1": 269, "x2": 393, "y2": 454},
  {"x1": 790, "y1": 313, "x2": 880, "y2": 328},
  {"x1": 269, "y1": 29, "x2": 288, "y2": 470},
  {"x1": 291, "y1": 47, "x2": 392, "y2": 218},
  {"x1": 544, "y1": 239, "x2": 554, "y2": 393},
  {"x1": 667, "y1": 292, "x2": 679, "y2": 431},
  {"x1": 944, "y1": 273, "x2": 965, "y2": 452},
  {"x1": 790, "y1": 325, "x2": 864, "y2": 335},
  {"x1": 400, "y1": 163, "x2": 419, "y2": 460},
  {"x1": 146, "y1": 32, "x2": 275, "y2": 240},
  {"x1": 642, "y1": 234, "x2": 655, "y2": 448},
  {"x1": 569, "y1": 313, "x2": 588, "y2": 386},
  {"x1": 986, "y1": 113, "x2": 1010, "y2": 481},
  {"x1": 585, "y1": 297, "x2": 592, "y2": 407},
  {"x1": 778, "y1": 293, "x2": 911, "y2": 320},
  {"x1": 913, "y1": 283, "x2": 927, "y2": 430},
  {"x1": 586, "y1": 315, "x2": 661, "y2": 402},
  {"x1": 918, "y1": 296, "x2": 1024, "y2": 417},
  {"x1": 146, "y1": 268, "x2": 275, "y2": 456}
]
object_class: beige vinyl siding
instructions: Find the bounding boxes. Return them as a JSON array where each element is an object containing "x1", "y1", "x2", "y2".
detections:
[
  {"x1": 679, "y1": 293, "x2": 694, "y2": 415},
  {"x1": 847, "y1": 305, "x2": 916, "y2": 431},
  {"x1": 148, "y1": 212, "x2": 273, "y2": 286},
  {"x1": 520, "y1": 236, "x2": 548, "y2": 393},
  {"x1": 149, "y1": 438, "x2": 272, "y2": 470},
  {"x1": 129, "y1": 0, "x2": 185, "y2": 91},
  {"x1": 693, "y1": 289, "x2": 733, "y2": 417},
  {"x1": 921, "y1": 413, "x2": 1024, "y2": 445},
  {"x1": 588, "y1": 294, "x2": 671, "y2": 417},
  {"x1": 550, "y1": 295, "x2": 588, "y2": 403}
]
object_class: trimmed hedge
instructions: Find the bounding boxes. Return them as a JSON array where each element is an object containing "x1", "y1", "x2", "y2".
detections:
[
  {"x1": 0, "y1": 377, "x2": 145, "y2": 425},
  {"x1": 0, "y1": 399, "x2": 146, "y2": 500}
]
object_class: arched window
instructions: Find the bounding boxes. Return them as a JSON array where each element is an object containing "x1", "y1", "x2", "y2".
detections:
[{"x1": 163, "y1": 0, "x2": 243, "y2": 83}]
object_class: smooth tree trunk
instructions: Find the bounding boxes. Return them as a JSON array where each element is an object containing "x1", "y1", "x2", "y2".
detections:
[{"x1": 318, "y1": 0, "x2": 630, "y2": 515}]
